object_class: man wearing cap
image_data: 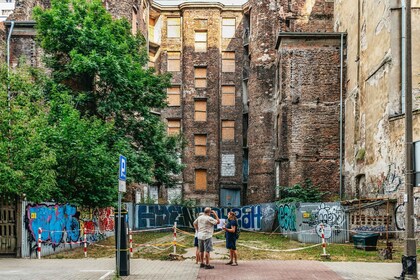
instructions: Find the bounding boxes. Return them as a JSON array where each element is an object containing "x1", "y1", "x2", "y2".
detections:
[{"x1": 193, "y1": 207, "x2": 220, "y2": 269}]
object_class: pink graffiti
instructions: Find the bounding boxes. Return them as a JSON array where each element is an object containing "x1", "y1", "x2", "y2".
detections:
[{"x1": 94, "y1": 207, "x2": 114, "y2": 232}]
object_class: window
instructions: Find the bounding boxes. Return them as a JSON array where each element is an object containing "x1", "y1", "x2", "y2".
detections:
[
  {"x1": 167, "y1": 17, "x2": 181, "y2": 38},
  {"x1": 222, "y1": 120, "x2": 235, "y2": 141},
  {"x1": 222, "y1": 85, "x2": 235, "y2": 106},
  {"x1": 132, "y1": 8, "x2": 138, "y2": 35},
  {"x1": 195, "y1": 31, "x2": 207, "y2": 52},
  {"x1": 167, "y1": 52, "x2": 181, "y2": 72},
  {"x1": 167, "y1": 120, "x2": 181, "y2": 136},
  {"x1": 195, "y1": 169, "x2": 207, "y2": 190},
  {"x1": 167, "y1": 86, "x2": 181, "y2": 106},
  {"x1": 194, "y1": 100, "x2": 207, "y2": 121},
  {"x1": 194, "y1": 67, "x2": 207, "y2": 88},
  {"x1": 194, "y1": 134, "x2": 207, "y2": 156},
  {"x1": 222, "y1": 18, "x2": 236, "y2": 38},
  {"x1": 222, "y1": 52, "x2": 235, "y2": 72}
]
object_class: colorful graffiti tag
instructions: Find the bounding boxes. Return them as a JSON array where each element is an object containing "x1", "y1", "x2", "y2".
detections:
[
  {"x1": 26, "y1": 204, "x2": 115, "y2": 248},
  {"x1": 26, "y1": 204, "x2": 80, "y2": 246},
  {"x1": 278, "y1": 204, "x2": 296, "y2": 231},
  {"x1": 135, "y1": 204, "x2": 270, "y2": 231}
]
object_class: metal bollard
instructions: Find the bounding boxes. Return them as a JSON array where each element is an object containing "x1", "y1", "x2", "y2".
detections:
[
  {"x1": 84, "y1": 228, "x2": 87, "y2": 258},
  {"x1": 173, "y1": 222, "x2": 177, "y2": 255},
  {"x1": 37, "y1": 228, "x2": 42, "y2": 259},
  {"x1": 320, "y1": 223, "x2": 330, "y2": 259},
  {"x1": 129, "y1": 228, "x2": 133, "y2": 257}
]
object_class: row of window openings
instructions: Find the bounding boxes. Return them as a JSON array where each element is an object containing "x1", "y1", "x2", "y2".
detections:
[
  {"x1": 167, "y1": 52, "x2": 235, "y2": 72},
  {"x1": 167, "y1": 18, "x2": 236, "y2": 39},
  {"x1": 167, "y1": 86, "x2": 235, "y2": 107},
  {"x1": 167, "y1": 121, "x2": 235, "y2": 143}
]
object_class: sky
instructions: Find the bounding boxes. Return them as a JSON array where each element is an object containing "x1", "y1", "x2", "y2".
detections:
[{"x1": 154, "y1": 0, "x2": 248, "y2": 5}]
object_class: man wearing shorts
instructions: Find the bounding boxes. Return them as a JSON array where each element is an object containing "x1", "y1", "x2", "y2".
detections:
[{"x1": 193, "y1": 207, "x2": 219, "y2": 269}]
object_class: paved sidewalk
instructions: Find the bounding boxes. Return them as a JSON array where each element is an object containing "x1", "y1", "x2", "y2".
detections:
[{"x1": 0, "y1": 258, "x2": 404, "y2": 280}]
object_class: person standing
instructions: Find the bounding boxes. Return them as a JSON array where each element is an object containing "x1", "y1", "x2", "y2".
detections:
[
  {"x1": 193, "y1": 207, "x2": 219, "y2": 269},
  {"x1": 222, "y1": 211, "x2": 238, "y2": 266},
  {"x1": 194, "y1": 212, "x2": 204, "y2": 264}
]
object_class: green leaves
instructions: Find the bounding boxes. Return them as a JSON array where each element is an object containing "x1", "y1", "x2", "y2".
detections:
[
  {"x1": 276, "y1": 179, "x2": 330, "y2": 203},
  {"x1": 29, "y1": 0, "x2": 183, "y2": 204}
]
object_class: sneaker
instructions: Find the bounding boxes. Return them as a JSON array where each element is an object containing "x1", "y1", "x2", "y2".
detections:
[
  {"x1": 200, "y1": 263, "x2": 205, "y2": 268},
  {"x1": 231, "y1": 263, "x2": 238, "y2": 266},
  {"x1": 205, "y1": 265, "x2": 215, "y2": 269},
  {"x1": 225, "y1": 261, "x2": 233, "y2": 265}
]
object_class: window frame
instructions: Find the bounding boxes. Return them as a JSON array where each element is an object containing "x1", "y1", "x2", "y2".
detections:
[
  {"x1": 195, "y1": 169, "x2": 207, "y2": 191},
  {"x1": 167, "y1": 86, "x2": 181, "y2": 107},
  {"x1": 167, "y1": 119, "x2": 181, "y2": 136},
  {"x1": 194, "y1": 67, "x2": 207, "y2": 88},
  {"x1": 222, "y1": 51, "x2": 235, "y2": 72},
  {"x1": 167, "y1": 51, "x2": 181, "y2": 72},
  {"x1": 222, "y1": 120, "x2": 235, "y2": 141},
  {"x1": 194, "y1": 30, "x2": 208, "y2": 52},
  {"x1": 194, "y1": 134, "x2": 207, "y2": 156},
  {"x1": 221, "y1": 85, "x2": 235, "y2": 106},
  {"x1": 222, "y1": 18, "x2": 236, "y2": 38},
  {"x1": 194, "y1": 99, "x2": 207, "y2": 122},
  {"x1": 167, "y1": 17, "x2": 181, "y2": 38}
]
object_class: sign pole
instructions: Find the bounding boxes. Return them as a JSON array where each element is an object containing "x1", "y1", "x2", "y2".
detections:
[{"x1": 117, "y1": 155, "x2": 127, "y2": 277}]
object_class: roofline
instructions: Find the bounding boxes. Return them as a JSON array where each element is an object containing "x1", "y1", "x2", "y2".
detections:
[
  {"x1": 4, "y1": 20, "x2": 36, "y2": 27},
  {"x1": 275, "y1": 32, "x2": 347, "y2": 49},
  {"x1": 152, "y1": 1, "x2": 245, "y2": 12}
]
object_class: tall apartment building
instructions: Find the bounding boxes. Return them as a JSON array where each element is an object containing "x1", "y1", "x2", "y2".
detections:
[
  {"x1": 0, "y1": 0, "x2": 14, "y2": 22},
  {"x1": 150, "y1": 1, "x2": 246, "y2": 207},
  {"x1": 4, "y1": 0, "x2": 343, "y2": 207}
]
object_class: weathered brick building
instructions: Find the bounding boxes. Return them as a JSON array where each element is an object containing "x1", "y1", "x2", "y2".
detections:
[
  {"x1": 273, "y1": 0, "x2": 344, "y2": 198},
  {"x1": 4, "y1": 0, "x2": 344, "y2": 207}
]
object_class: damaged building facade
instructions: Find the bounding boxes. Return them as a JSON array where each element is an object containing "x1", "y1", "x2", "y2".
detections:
[{"x1": 9, "y1": 0, "x2": 420, "y2": 210}]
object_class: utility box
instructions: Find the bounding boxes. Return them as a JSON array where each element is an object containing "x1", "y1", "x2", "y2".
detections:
[{"x1": 352, "y1": 233, "x2": 379, "y2": 251}]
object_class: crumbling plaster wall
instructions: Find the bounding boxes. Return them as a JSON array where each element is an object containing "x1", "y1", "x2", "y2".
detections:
[{"x1": 335, "y1": 0, "x2": 420, "y2": 199}]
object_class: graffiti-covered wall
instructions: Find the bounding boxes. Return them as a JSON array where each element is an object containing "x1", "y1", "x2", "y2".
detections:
[
  {"x1": 278, "y1": 202, "x2": 348, "y2": 244},
  {"x1": 134, "y1": 203, "x2": 276, "y2": 232},
  {"x1": 22, "y1": 202, "x2": 115, "y2": 258}
]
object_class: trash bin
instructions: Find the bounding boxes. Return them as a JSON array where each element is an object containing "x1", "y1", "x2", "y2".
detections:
[{"x1": 352, "y1": 232, "x2": 380, "y2": 251}]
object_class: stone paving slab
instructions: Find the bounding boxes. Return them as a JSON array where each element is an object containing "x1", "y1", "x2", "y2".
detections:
[
  {"x1": 0, "y1": 258, "x2": 408, "y2": 280},
  {"x1": 197, "y1": 260, "x2": 344, "y2": 280}
]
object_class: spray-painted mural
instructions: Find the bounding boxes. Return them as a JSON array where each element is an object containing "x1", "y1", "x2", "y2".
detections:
[
  {"x1": 135, "y1": 203, "x2": 275, "y2": 231},
  {"x1": 25, "y1": 203, "x2": 115, "y2": 255},
  {"x1": 277, "y1": 202, "x2": 348, "y2": 243}
]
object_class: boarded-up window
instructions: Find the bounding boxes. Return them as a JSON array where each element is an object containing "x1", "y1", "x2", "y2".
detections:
[
  {"x1": 132, "y1": 8, "x2": 138, "y2": 35},
  {"x1": 167, "y1": 86, "x2": 181, "y2": 106},
  {"x1": 222, "y1": 85, "x2": 235, "y2": 106},
  {"x1": 167, "y1": 52, "x2": 181, "y2": 72},
  {"x1": 194, "y1": 67, "x2": 207, "y2": 88},
  {"x1": 194, "y1": 134, "x2": 207, "y2": 156},
  {"x1": 167, "y1": 17, "x2": 181, "y2": 38},
  {"x1": 195, "y1": 169, "x2": 207, "y2": 190},
  {"x1": 222, "y1": 52, "x2": 235, "y2": 72},
  {"x1": 167, "y1": 119, "x2": 181, "y2": 135},
  {"x1": 194, "y1": 100, "x2": 207, "y2": 121},
  {"x1": 222, "y1": 18, "x2": 235, "y2": 38},
  {"x1": 222, "y1": 120, "x2": 235, "y2": 140},
  {"x1": 195, "y1": 31, "x2": 207, "y2": 52}
]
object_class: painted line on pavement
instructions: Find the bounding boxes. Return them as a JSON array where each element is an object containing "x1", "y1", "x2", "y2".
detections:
[{"x1": 99, "y1": 270, "x2": 114, "y2": 279}]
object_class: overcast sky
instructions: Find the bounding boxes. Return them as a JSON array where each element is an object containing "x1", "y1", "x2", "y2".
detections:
[{"x1": 154, "y1": 0, "x2": 248, "y2": 5}]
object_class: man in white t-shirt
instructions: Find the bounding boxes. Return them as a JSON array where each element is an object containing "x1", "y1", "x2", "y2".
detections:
[{"x1": 193, "y1": 207, "x2": 219, "y2": 269}]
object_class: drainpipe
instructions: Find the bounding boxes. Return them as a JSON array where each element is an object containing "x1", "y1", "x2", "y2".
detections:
[
  {"x1": 6, "y1": 20, "x2": 15, "y2": 109},
  {"x1": 401, "y1": 0, "x2": 406, "y2": 113},
  {"x1": 339, "y1": 33, "x2": 344, "y2": 200}
]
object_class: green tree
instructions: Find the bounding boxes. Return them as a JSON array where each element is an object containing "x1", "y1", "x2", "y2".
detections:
[
  {"x1": 275, "y1": 179, "x2": 330, "y2": 203},
  {"x1": 0, "y1": 66, "x2": 57, "y2": 202},
  {"x1": 33, "y1": 0, "x2": 183, "y2": 197}
]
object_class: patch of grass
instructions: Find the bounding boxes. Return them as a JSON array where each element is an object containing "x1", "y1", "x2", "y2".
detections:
[{"x1": 46, "y1": 231, "x2": 404, "y2": 263}]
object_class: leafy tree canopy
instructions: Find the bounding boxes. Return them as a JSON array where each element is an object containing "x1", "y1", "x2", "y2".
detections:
[{"x1": 33, "y1": 0, "x2": 183, "y2": 197}]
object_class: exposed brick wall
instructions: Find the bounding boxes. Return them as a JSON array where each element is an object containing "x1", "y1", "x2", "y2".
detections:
[
  {"x1": 246, "y1": 0, "x2": 278, "y2": 204},
  {"x1": 277, "y1": 0, "x2": 334, "y2": 32},
  {"x1": 156, "y1": 5, "x2": 244, "y2": 206},
  {"x1": 275, "y1": 36, "x2": 342, "y2": 195}
]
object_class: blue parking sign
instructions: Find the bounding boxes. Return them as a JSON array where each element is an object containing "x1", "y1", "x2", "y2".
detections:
[{"x1": 119, "y1": 155, "x2": 127, "y2": 181}]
